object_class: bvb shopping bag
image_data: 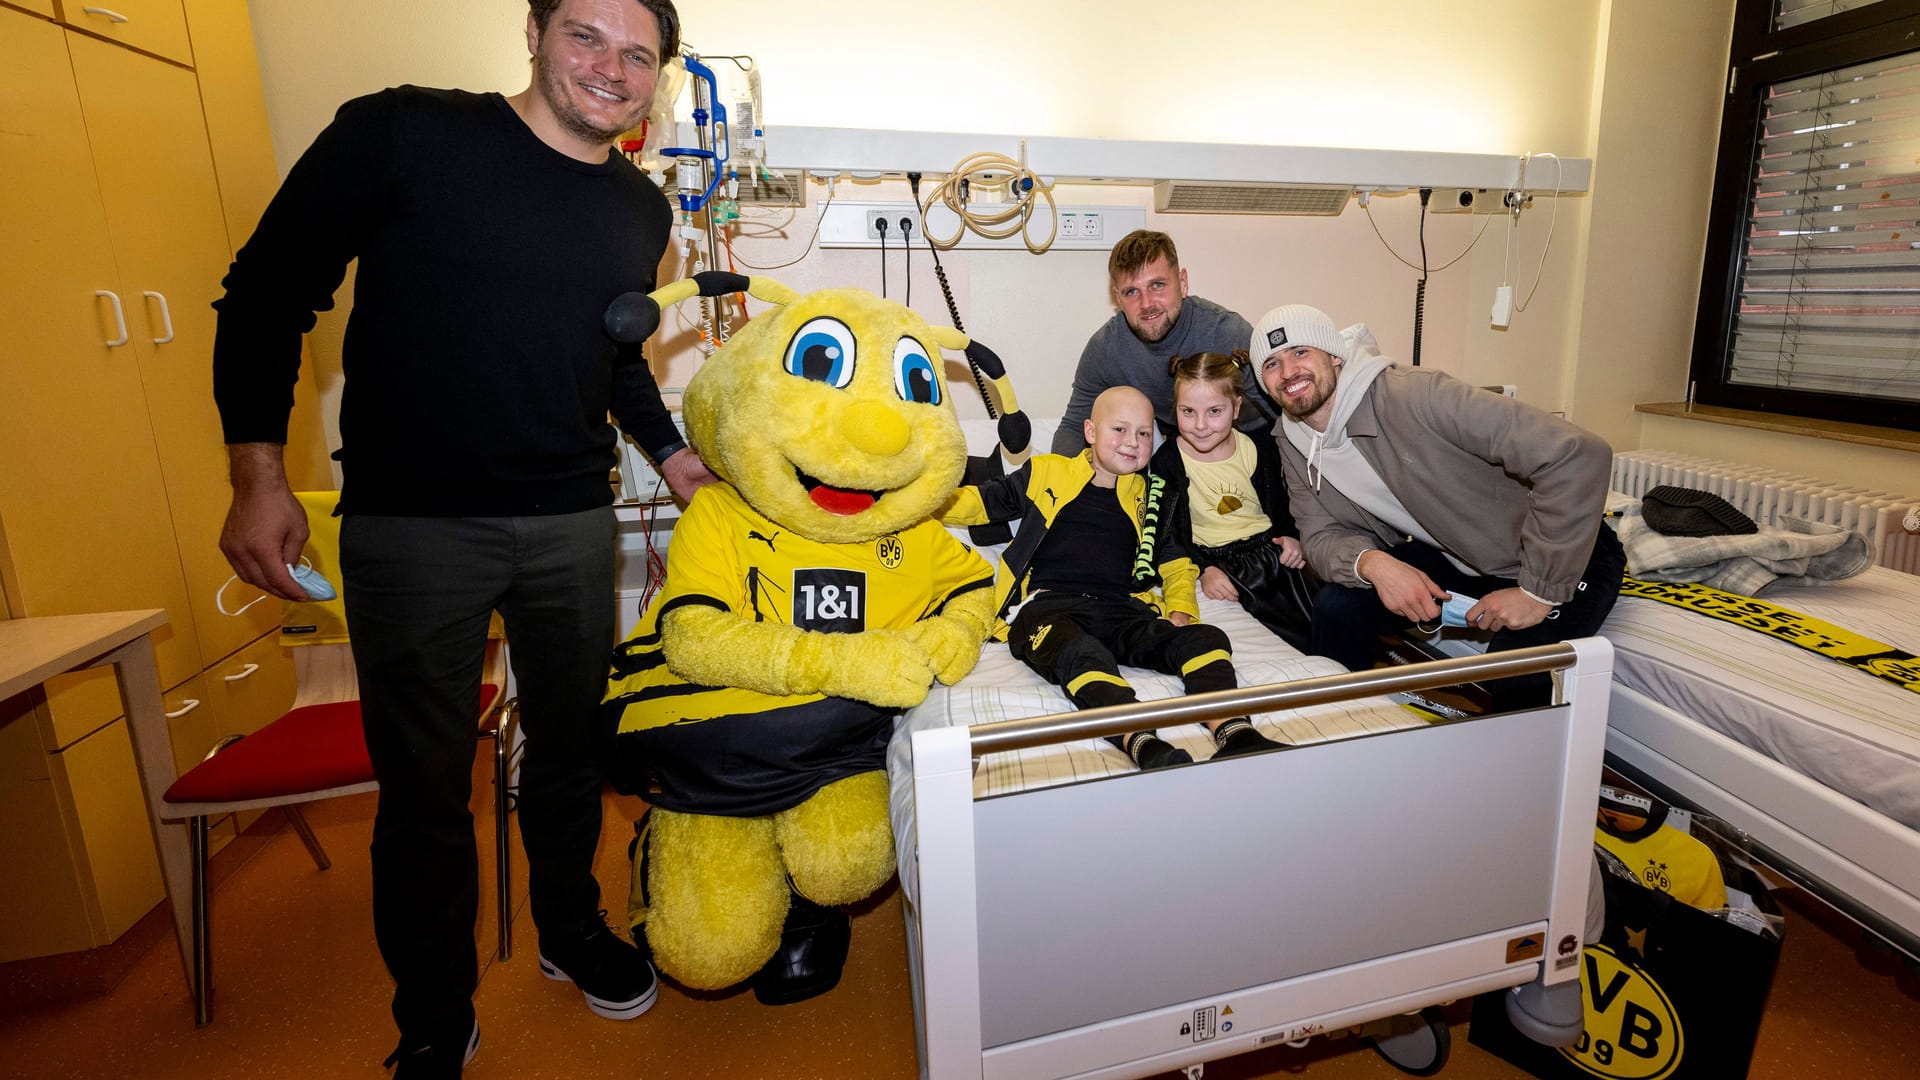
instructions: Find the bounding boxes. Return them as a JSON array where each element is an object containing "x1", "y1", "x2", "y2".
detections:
[{"x1": 1469, "y1": 843, "x2": 1782, "y2": 1080}]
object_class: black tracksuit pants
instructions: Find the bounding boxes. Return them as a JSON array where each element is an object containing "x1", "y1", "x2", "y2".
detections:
[{"x1": 1008, "y1": 592, "x2": 1237, "y2": 717}]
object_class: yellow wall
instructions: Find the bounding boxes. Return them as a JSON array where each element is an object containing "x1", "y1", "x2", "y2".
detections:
[
  {"x1": 240, "y1": 0, "x2": 1920, "y2": 490},
  {"x1": 1568, "y1": 0, "x2": 1733, "y2": 450}
]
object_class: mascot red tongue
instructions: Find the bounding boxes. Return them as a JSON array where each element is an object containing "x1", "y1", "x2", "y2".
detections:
[
  {"x1": 810, "y1": 485, "x2": 875, "y2": 516},
  {"x1": 600, "y1": 274, "x2": 1027, "y2": 1008}
]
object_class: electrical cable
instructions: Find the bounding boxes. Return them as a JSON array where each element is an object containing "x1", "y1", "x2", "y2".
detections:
[
  {"x1": 1363, "y1": 200, "x2": 1492, "y2": 273},
  {"x1": 918, "y1": 151, "x2": 1058, "y2": 254},
  {"x1": 1412, "y1": 188, "x2": 1430, "y2": 367},
  {"x1": 1512, "y1": 153, "x2": 1563, "y2": 314},
  {"x1": 900, "y1": 216, "x2": 914, "y2": 308},
  {"x1": 876, "y1": 215, "x2": 889, "y2": 299},
  {"x1": 727, "y1": 180, "x2": 835, "y2": 271},
  {"x1": 909, "y1": 171, "x2": 998, "y2": 420}
]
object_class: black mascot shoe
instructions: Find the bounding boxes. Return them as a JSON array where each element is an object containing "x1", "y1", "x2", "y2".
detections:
[{"x1": 752, "y1": 888, "x2": 852, "y2": 1006}]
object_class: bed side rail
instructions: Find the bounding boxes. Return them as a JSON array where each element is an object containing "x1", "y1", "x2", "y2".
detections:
[{"x1": 968, "y1": 640, "x2": 1590, "y2": 756}]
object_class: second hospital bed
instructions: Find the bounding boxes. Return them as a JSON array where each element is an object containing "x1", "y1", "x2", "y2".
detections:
[{"x1": 1597, "y1": 562, "x2": 1920, "y2": 959}]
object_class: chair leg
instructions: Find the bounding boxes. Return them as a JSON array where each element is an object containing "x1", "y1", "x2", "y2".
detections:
[
  {"x1": 282, "y1": 804, "x2": 331, "y2": 872},
  {"x1": 495, "y1": 699, "x2": 518, "y2": 960},
  {"x1": 190, "y1": 816, "x2": 213, "y2": 1026}
]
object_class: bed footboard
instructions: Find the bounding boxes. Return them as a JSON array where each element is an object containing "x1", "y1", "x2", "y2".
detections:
[{"x1": 909, "y1": 638, "x2": 1614, "y2": 1080}]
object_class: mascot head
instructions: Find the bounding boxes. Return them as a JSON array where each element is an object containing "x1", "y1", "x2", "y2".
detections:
[{"x1": 607, "y1": 273, "x2": 1029, "y2": 544}]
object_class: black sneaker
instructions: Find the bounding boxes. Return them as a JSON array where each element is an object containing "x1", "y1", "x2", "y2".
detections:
[
  {"x1": 383, "y1": 1019, "x2": 479, "y2": 1078},
  {"x1": 1212, "y1": 719, "x2": 1286, "y2": 758},
  {"x1": 538, "y1": 913, "x2": 659, "y2": 1021}
]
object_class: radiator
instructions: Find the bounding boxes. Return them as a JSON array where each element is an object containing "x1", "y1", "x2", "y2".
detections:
[{"x1": 1611, "y1": 450, "x2": 1920, "y2": 577}]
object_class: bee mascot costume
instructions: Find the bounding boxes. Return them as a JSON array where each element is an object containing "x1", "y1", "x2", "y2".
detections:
[{"x1": 600, "y1": 271, "x2": 1028, "y2": 1004}]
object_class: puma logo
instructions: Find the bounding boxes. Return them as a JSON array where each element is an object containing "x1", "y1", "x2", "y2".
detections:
[
  {"x1": 1044, "y1": 487, "x2": 1058, "y2": 506},
  {"x1": 748, "y1": 530, "x2": 780, "y2": 551}
]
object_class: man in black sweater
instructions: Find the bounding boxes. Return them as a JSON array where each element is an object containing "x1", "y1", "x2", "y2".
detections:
[{"x1": 212, "y1": 1, "x2": 700, "y2": 1073}]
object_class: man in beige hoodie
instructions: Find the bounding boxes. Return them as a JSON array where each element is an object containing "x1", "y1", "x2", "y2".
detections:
[{"x1": 1250, "y1": 304, "x2": 1623, "y2": 708}]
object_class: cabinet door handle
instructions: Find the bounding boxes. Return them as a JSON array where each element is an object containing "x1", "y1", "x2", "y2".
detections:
[
  {"x1": 82, "y1": 5, "x2": 130, "y2": 22},
  {"x1": 221, "y1": 663, "x2": 260, "y2": 682},
  {"x1": 143, "y1": 291, "x2": 175, "y2": 344},
  {"x1": 96, "y1": 290, "x2": 128, "y2": 347},
  {"x1": 165, "y1": 698, "x2": 202, "y2": 719}
]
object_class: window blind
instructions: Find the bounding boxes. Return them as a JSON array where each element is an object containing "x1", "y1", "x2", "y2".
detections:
[
  {"x1": 1730, "y1": 48, "x2": 1920, "y2": 404},
  {"x1": 1775, "y1": 0, "x2": 1890, "y2": 31}
]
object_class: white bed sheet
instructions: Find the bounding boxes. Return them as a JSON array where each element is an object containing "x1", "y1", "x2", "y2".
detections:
[
  {"x1": 1599, "y1": 564, "x2": 1920, "y2": 830},
  {"x1": 887, "y1": 595, "x2": 1424, "y2": 904}
]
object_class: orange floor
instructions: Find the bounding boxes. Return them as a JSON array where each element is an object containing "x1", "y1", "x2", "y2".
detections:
[{"x1": 1, "y1": 747, "x2": 1915, "y2": 1079}]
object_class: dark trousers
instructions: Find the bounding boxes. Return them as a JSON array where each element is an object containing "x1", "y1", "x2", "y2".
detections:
[
  {"x1": 1311, "y1": 528, "x2": 1625, "y2": 710},
  {"x1": 340, "y1": 508, "x2": 615, "y2": 1039},
  {"x1": 1009, "y1": 592, "x2": 1236, "y2": 713},
  {"x1": 1193, "y1": 534, "x2": 1318, "y2": 652}
]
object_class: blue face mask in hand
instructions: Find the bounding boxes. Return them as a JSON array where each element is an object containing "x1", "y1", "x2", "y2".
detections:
[
  {"x1": 1440, "y1": 592, "x2": 1480, "y2": 629},
  {"x1": 1414, "y1": 592, "x2": 1480, "y2": 635}
]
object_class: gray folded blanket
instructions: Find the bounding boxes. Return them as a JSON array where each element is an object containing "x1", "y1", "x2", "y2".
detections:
[{"x1": 1609, "y1": 495, "x2": 1870, "y2": 595}]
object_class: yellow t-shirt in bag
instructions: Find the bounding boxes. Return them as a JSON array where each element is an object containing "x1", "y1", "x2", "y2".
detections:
[{"x1": 1596, "y1": 823, "x2": 1728, "y2": 911}]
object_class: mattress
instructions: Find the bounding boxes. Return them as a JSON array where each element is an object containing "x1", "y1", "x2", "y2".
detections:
[
  {"x1": 1599, "y1": 564, "x2": 1920, "y2": 830},
  {"x1": 887, "y1": 595, "x2": 1425, "y2": 905}
]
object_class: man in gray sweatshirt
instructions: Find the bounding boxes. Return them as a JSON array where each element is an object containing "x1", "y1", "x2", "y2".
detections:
[
  {"x1": 1051, "y1": 231, "x2": 1274, "y2": 454},
  {"x1": 1251, "y1": 304, "x2": 1623, "y2": 708}
]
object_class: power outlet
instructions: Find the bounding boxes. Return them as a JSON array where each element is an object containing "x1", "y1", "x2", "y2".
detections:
[
  {"x1": 1058, "y1": 210, "x2": 1104, "y2": 240},
  {"x1": 866, "y1": 207, "x2": 921, "y2": 240}
]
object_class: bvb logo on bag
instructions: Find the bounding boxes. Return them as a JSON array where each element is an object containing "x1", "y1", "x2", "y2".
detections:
[{"x1": 1559, "y1": 942, "x2": 1683, "y2": 1079}]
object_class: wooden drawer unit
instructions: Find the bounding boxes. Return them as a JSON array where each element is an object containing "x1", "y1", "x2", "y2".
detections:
[
  {"x1": 50, "y1": 715, "x2": 168, "y2": 949},
  {"x1": 204, "y1": 632, "x2": 298, "y2": 741},
  {"x1": 0, "y1": 689, "x2": 95, "y2": 960},
  {"x1": 55, "y1": 0, "x2": 190, "y2": 64},
  {"x1": 2, "y1": 0, "x2": 60, "y2": 19}
]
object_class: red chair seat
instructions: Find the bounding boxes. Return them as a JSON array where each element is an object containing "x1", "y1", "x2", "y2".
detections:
[{"x1": 164, "y1": 684, "x2": 501, "y2": 805}]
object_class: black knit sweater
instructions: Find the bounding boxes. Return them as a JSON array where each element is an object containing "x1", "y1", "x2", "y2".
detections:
[{"x1": 213, "y1": 87, "x2": 676, "y2": 515}]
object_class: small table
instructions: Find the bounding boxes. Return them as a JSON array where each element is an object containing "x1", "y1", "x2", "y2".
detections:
[{"x1": 0, "y1": 610, "x2": 194, "y2": 994}]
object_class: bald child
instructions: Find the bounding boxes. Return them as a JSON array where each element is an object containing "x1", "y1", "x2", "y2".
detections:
[{"x1": 941, "y1": 387, "x2": 1284, "y2": 769}]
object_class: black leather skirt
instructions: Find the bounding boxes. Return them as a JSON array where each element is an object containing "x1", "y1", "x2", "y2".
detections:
[{"x1": 1192, "y1": 533, "x2": 1318, "y2": 653}]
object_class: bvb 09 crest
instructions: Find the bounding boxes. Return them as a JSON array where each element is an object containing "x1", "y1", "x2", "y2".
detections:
[{"x1": 1559, "y1": 944, "x2": 1684, "y2": 1080}]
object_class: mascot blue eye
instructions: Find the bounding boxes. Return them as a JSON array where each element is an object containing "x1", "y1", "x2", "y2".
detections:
[
  {"x1": 783, "y1": 317, "x2": 856, "y2": 388},
  {"x1": 892, "y1": 338, "x2": 941, "y2": 406}
]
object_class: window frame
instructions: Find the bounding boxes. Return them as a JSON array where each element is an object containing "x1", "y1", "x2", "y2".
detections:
[{"x1": 1688, "y1": 0, "x2": 1920, "y2": 430}]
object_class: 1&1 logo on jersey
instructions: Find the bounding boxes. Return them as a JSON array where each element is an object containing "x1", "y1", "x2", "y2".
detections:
[
  {"x1": 793, "y1": 569, "x2": 866, "y2": 633},
  {"x1": 1558, "y1": 943, "x2": 1684, "y2": 1080}
]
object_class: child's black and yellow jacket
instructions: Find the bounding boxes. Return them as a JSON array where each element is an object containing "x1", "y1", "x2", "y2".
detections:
[{"x1": 938, "y1": 450, "x2": 1201, "y2": 640}]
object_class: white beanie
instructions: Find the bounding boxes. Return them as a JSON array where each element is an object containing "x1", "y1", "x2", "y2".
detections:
[{"x1": 1250, "y1": 304, "x2": 1344, "y2": 360}]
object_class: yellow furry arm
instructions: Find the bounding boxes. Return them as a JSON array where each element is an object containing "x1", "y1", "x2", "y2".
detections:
[
  {"x1": 903, "y1": 585, "x2": 996, "y2": 685},
  {"x1": 661, "y1": 605, "x2": 938, "y2": 709}
]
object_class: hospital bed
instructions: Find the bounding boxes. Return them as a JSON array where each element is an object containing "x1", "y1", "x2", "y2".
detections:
[
  {"x1": 1597, "y1": 562, "x2": 1920, "y2": 960},
  {"x1": 885, "y1": 577, "x2": 1615, "y2": 1078}
]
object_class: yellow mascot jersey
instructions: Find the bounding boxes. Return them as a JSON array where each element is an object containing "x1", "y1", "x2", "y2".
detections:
[{"x1": 603, "y1": 483, "x2": 994, "y2": 815}]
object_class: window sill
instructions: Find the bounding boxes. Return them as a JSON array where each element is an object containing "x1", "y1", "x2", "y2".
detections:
[{"x1": 1635, "y1": 402, "x2": 1920, "y2": 456}]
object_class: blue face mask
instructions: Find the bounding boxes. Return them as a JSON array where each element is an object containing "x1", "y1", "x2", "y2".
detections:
[
  {"x1": 1414, "y1": 592, "x2": 1481, "y2": 635},
  {"x1": 289, "y1": 562, "x2": 336, "y2": 601},
  {"x1": 1439, "y1": 592, "x2": 1480, "y2": 629},
  {"x1": 215, "y1": 558, "x2": 335, "y2": 615}
]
